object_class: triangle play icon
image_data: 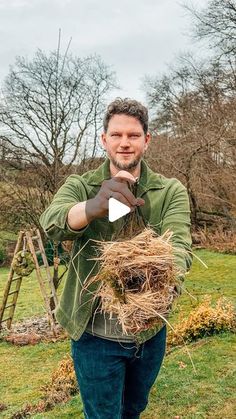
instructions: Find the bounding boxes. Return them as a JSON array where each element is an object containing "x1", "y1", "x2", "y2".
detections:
[{"x1": 108, "y1": 197, "x2": 131, "y2": 222}]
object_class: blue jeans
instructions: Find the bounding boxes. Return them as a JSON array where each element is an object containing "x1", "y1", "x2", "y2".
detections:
[{"x1": 71, "y1": 325, "x2": 166, "y2": 419}]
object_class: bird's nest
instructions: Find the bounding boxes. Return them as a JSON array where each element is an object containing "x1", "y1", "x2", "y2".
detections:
[{"x1": 87, "y1": 227, "x2": 182, "y2": 335}]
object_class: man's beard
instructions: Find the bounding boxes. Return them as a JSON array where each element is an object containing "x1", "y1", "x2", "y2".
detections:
[{"x1": 109, "y1": 155, "x2": 141, "y2": 171}]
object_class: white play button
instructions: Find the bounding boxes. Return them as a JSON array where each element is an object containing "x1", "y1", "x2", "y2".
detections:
[{"x1": 108, "y1": 197, "x2": 131, "y2": 222}]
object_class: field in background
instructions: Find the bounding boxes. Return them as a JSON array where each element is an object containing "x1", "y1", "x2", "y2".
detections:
[{"x1": 0, "y1": 249, "x2": 235, "y2": 418}]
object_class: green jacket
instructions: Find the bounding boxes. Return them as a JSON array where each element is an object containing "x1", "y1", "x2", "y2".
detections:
[{"x1": 40, "y1": 158, "x2": 192, "y2": 344}]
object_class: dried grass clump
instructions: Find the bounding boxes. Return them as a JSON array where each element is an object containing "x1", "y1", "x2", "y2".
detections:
[
  {"x1": 89, "y1": 227, "x2": 181, "y2": 335},
  {"x1": 168, "y1": 296, "x2": 236, "y2": 346},
  {"x1": 192, "y1": 227, "x2": 236, "y2": 254},
  {"x1": 11, "y1": 356, "x2": 77, "y2": 418},
  {"x1": 5, "y1": 332, "x2": 41, "y2": 346},
  {"x1": 41, "y1": 355, "x2": 77, "y2": 403}
]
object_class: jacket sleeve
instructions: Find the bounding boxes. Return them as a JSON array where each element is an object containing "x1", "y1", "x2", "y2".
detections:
[
  {"x1": 40, "y1": 175, "x2": 89, "y2": 241},
  {"x1": 160, "y1": 180, "x2": 192, "y2": 277}
]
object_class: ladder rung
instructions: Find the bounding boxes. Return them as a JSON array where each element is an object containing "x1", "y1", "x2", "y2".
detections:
[
  {"x1": 12, "y1": 276, "x2": 22, "y2": 282},
  {"x1": 0, "y1": 229, "x2": 57, "y2": 333},
  {"x1": 5, "y1": 303, "x2": 15, "y2": 309},
  {"x1": 8, "y1": 290, "x2": 19, "y2": 296},
  {"x1": 1, "y1": 317, "x2": 12, "y2": 322}
]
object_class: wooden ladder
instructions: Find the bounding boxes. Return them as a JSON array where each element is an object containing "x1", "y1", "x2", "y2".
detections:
[{"x1": 0, "y1": 229, "x2": 58, "y2": 332}]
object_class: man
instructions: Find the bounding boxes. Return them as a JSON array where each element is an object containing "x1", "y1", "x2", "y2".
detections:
[{"x1": 40, "y1": 98, "x2": 192, "y2": 419}]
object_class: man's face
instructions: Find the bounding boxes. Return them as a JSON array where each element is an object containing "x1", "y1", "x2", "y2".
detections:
[{"x1": 101, "y1": 114, "x2": 150, "y2": 173}]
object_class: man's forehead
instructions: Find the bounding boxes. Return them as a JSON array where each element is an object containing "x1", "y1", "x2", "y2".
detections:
[{"x1": 107, "y1": 114, "x2": 144, "y2": 131}]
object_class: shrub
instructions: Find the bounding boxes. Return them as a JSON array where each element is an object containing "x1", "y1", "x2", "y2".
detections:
[
  {"x1": 168, "y1": 296, "x2": 236, "y2": 346},
  {"x1": 41, "y1": 354, "x2": 77, "y2": 403}
]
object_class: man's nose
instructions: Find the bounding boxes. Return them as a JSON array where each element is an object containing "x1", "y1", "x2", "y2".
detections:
[{"x1": 120, "y1": 136, "x2": 130, "y2": 147}]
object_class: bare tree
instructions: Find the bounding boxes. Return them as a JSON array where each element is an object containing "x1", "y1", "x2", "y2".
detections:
[
  {"x1": 0, "y1": 43, "x2": 116, "y2": 230},
  {"x1": 144, "y1": 57, "x2": 236, "y2": 228},
  {"x1": 143, "y1": 1, "x2": 236, "y2": 230},
  {"x1": 185, "y1": 0, "x2": 236, "y2": 57}
]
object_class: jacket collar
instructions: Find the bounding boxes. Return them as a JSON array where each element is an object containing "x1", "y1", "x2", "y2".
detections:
[{"x1": 85, "y1": 158, "x2": 165, "y2": 192}]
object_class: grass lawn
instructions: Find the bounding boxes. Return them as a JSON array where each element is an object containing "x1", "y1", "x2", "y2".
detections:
[
  {"x1": 0, "y1": 230, "x2": 18, "y2": 243},
  {"x1": 0, "y1": 268, "x2": 48, "y2": 320},
  {"x1": 0, "y1": 230, "x2": 17, "y2": 265},
  {"x1": 0, "y1": 249, "x2": 235, "y2": 418}
]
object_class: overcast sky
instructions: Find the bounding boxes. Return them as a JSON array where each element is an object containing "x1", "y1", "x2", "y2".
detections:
[{"x1": 0, "y1": 0, "x2": 208, "y2": 103}]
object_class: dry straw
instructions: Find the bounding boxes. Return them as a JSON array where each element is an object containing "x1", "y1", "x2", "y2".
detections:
[{"x1": 87, "y1": 226, "x2": 182, "y2": 335}]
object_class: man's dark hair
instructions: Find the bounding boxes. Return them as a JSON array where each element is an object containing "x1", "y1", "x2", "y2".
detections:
[{"x1": 103, "y1": 98, "x2": 149, "y2": 134}]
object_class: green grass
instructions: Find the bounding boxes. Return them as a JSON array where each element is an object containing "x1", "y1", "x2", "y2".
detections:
[
  {"x1": 32, "y1": 397, "x2": 85, "y2": 418},
  {"x1": 0, "y1": 230, "x2": 17, "y2": 252},
  {"x1": 0, "y1": 230, "x2": 17, "y2": 265},
  {"x1": 144, "y1": 333, "x2": 236, "y2": 419},
  {"x1": 0, "y1": 340, "x2": 70, "y2": 417},
  {"x1": 170, "y1": 249, "x2": 236, "y2": 323},
  {"x1": 0, "y1": 231, "x2": 18, "y2": 242},
  {"x1": 0, "y1": 266, "x2": 66, "y2": 321},
  {"x1": 0, "y1": 250, "x2": 235, "y2": 418},
  {"x1": 0, "y1": 268, "x2": 51, "y2": 320}
]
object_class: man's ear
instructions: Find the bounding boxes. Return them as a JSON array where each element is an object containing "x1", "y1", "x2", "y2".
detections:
[
  {"x1": 144, "y1": 132, "x2": 151, "y2": 151},
  {"x1": 101, "y1": 132, "x2": 107, "y2": 150}
]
